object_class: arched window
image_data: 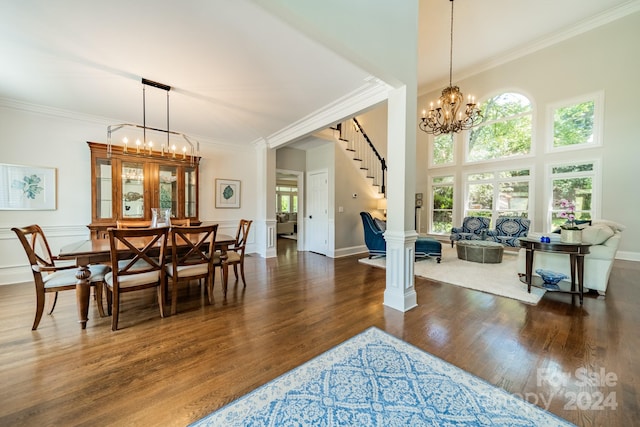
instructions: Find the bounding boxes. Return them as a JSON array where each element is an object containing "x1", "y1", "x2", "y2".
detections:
[{"x1": 467, "y1": 92, "x2": 532, "y2": 162}]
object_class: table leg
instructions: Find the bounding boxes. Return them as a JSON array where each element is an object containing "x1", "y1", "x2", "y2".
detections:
[
  {"x1": 525, "y1": 247, "x2": 534, "y2": 293},
  {"x1": 569, "y1": 254, "x2": 577, "y2": 293},
  {"x1": 75, "y1": 265, "x2": 92, "y2": 329},
  {"x1": 577, "y1": 255, "x2": 585, "y2": 305}
]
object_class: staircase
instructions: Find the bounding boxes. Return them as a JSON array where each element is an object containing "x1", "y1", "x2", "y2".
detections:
[{"x1": 336, "y1": 118, "x2": 386, "y2": 196}]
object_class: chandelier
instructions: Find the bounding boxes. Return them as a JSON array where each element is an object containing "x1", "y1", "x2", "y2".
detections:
[
  {"x1": 107, "y1": 78, "x2": 199, "y2": 162},
  {"x1": 419, "y1": 0, "x2": 482, "y2": 135}
]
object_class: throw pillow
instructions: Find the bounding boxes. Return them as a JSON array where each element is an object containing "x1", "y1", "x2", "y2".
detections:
[
  {"x1": 592, "y1": 219, "x2": 626, "y2": 232},
  {"x1": 373, "y1": 217, "x2": 387, "y2": 232},
  {"x1": 581, "y1": 224, "x2": 615, "y2": 245}
]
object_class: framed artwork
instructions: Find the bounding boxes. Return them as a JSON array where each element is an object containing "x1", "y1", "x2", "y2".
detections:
[
  {"x1": 215, "y1": 178, "x2": 241, "y2": 208},
  {"x1": 0, "y1": 163, "x2": 57, "y2": 210}
]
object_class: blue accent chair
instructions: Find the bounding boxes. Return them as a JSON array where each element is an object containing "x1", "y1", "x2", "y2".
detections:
[
  {"x1": 487, "y1": 217, "x2": 531, "y2": 247},
  {"x1": 449, "y1": 216, "x2": 491, "y2": 247},
  {"x1": 360, "y1": 212, "x2": 442, "y2": 262}
]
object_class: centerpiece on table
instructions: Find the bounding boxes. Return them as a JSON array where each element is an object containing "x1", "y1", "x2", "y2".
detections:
[{"x1": 558, "y1": 199, "x2": 582, "y2": 243}]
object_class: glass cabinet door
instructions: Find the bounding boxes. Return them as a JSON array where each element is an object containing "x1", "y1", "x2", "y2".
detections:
[
  {"x1": 185, "y1": 166, "x2": 197, "y2": 217},
  {"x1": 159, "y1": 165, "x2": 178, "y2": 218},
  {"x1": 95, "y1": 157, "x2": 112, "y2": 219},
  {"x1": 121, "y1": 161, "x2": 145, "y2": 218}
]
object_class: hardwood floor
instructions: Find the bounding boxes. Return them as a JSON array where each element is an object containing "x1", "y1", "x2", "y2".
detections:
[{"x1": 0, "y1": 237, "x2": 638, "y2": 426}]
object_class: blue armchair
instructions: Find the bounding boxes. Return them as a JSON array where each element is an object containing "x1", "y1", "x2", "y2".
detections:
[
  {"x1": 450, "y1": 216, "x2": 491, "y2": 247},
  {"x1": 487, "y1": 217, "x2": 530, "y2": 247},
  {"x1": 360, "y1": 212, "x2": 442, "y2": 262}
]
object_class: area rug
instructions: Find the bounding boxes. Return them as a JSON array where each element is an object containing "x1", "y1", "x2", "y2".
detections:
[
  {"x1": 191, "y1": 327, "x2": 573, "y2": 426},
  {"x1": 359, "y1": 246, "x2": 546, "y2": 304}
]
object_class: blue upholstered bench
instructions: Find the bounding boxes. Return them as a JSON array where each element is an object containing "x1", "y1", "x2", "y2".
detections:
[{"x1": 416, "y1": 237, "x2": 442, "y2": 263}]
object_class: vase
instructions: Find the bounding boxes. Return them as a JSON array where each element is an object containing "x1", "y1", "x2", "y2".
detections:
[
  {"x1": 151, "y1": 208, "x2": 171, "y2": 228},
  {"x1": 560, "y1": 228, "x2": 582, "y2": 244}
]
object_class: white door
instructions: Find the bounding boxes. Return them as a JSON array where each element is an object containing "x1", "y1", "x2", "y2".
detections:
[{"x1": 307, "y1": 170, "x2": 328, "y2": 255}]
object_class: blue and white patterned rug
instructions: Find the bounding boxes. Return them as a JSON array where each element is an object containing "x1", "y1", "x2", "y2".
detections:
[{"x1": 191, "y1": 327, "x2": 573, "y2": 426}]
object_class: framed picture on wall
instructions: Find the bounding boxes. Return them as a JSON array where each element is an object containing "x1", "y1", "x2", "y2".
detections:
[
  {"x1": 215, "y1": 178, "x2": 241, "y2": 208},
  {"x1": 0, "y1": 163, "x2": 57, "y2": 210}
]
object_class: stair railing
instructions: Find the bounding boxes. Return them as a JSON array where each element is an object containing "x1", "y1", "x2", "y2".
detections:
[{"x1": 338, "y1": 118, "x2": 386, "y2": 196}]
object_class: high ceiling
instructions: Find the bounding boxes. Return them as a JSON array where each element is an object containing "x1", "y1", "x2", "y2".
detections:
[{"x1": 1, "y1": 0, "x2": 637, "y2": 148}]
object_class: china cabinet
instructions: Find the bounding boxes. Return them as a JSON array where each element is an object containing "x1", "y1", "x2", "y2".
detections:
[{"x1": 87, "y1": 142, "x2": 200, "y2": 238}]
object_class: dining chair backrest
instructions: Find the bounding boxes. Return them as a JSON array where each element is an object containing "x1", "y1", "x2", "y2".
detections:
[
  {"x1": 168, "y1": 224, "x2": 218, "y2": 272},
  {"x1": 116, "y1": 220, "x2": 152, "y2": 229},
  {"x1": 12, "y1": 224, "x2": 56, "y2": 272},
  {"x1": 233, "y1": 219, "x2": 252, "y2": 253},
  {"x1": 108, "y1": 226, "x2": 169, "y2": 279},
  {"x1": 170, "y1": 218, "x2": 191, "y2": 226}
]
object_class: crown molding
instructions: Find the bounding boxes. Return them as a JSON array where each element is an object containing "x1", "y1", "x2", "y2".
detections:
[{"x1": 263, "y1": 76, "x2": 391, "y2": 149}]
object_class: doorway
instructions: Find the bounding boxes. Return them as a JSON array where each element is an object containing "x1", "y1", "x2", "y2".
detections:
[{"x1": 276, "y1": 169, "x2": 304, "y2": 254}]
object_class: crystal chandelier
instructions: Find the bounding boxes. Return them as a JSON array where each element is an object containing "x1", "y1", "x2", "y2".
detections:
[
  {"x1": 419, "y1": 0, "x2": 482, "y2": 135},
  {"x1": 107, "y1": 78, "x2": 199, "y2": 163}
]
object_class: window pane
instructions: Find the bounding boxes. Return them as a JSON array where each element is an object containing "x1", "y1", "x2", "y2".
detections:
[
  {"x1": 433, "y1": 185, "x2": 453, "y2": 210},
  {"x1": 468, "y1": 183, "x2": 493, "y2": 210},
  {"x1": 96, "y1": 159, "x2": 112, "y2": 219},
  {"x1": 551, "y1": 177, "x2": 593, "y2": 228},
  {"x1": 433, "y1": 176, "x2": 454, "y2": 184},
  {"x1": 469, "y1": 116, "x2": 532, "y2": 161},
  {"x1": 432, "y1": 210, "x2": 453, "y2": 233},
  {"x1": 159, "y1": 166, "x2": 177, "y2": 217},
  {"x1": 498, "y1": 180, "x2": 529, "y2": 215},
  {"x1": 469, "y1": 92, "x2": 532, "y2": 162},
  {"x1": 122, "y1": 162, "x2": 144, "y2": 218},
  {"x1": 432, "y1": 133, "x2": 454, "y2": 165},
  {"x1": 553, "y1": 100, "x2": 595, "y2": 148},
  {"x1": 468, "y1": 173, "x2": 493, "y2": 181},
  {"x1": 552, "y1": 163, "x2": 593, "y2": 174}
]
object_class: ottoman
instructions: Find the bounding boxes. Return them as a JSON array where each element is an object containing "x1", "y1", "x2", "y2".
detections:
[
  {"x1": 456, "y1": 240, "x2": 504, "y2": 264},
  {"x1": 416, "y1": 237, "x2": 442, "y2": 263}
]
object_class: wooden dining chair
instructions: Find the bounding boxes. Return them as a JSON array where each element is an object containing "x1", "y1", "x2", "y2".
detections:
[
  {"x1": 222, "y1": 219, "x2": 252, "y2": 294},
  {"x1": 105, "y1": 226, "x2": 169, "y2": 331},
  {"x1": 166, "y1": 224, "x2": 218, "y2": 314},
  {"x1": 170, "y1": 218, "x2": 191, "y2": 226},
  {"x1": 12, "y1": 224, "x2": 109, "y2": 330}
]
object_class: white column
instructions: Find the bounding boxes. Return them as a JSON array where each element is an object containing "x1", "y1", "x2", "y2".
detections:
[
  {"x1": 254, "y1": 139, "x2": 277, "y2": 258},
  {"x1": 383, "y1": 85, "x2": 418, "y2": 312}
]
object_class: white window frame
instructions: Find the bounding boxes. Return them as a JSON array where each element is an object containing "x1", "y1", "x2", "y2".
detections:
[
  {"x1": 463, "y1": 166, "x2": 534, "y2": 225},
  {"x1": 465, "y1": 91, "x2": 536, "y2": 165},
  {"x1": 547, "y1": 91, "x2": 604, "y2": 153}
]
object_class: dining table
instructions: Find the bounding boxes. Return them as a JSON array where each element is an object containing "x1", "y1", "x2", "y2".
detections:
[{"x1": 58, "y1": 232, "x2": 236, "y2": 329}]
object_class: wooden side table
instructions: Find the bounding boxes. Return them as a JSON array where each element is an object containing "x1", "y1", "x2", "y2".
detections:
[{"x1": 519, "y1": 237, "x2": 591, "y2": 305}]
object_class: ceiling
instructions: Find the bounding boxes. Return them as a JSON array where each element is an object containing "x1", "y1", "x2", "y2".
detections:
[{"x1": 1, "y1": 0, "x2": 637, "y2": 149}]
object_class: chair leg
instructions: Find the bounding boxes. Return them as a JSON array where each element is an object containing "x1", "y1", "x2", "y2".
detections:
[
  {"x1": 240, "y1": 262, "x2": 247, "y2": 288},
  {"x1": 233, "y1": 264, "x2": 239, "y2": 281},
  {"x1": 111, "y1": 291, "x2": 120, "y2": 331},
  {"x1": 207, "y1": 272, "x2": 215, "y2": 304},
  {"x1": 171, "y1": 278, "x2": 178, "y2": 316},
  {"x1": 95, "y1": 283, "x2": 106, "y2": 318},
  {"x1": 47, "y1": 291, "x2": 59, "y2": 315},
  {"x1": 105, "y1": 287, "x2": 113, "y2": 316},
  {"x1": 32, "y1": 291, "x2": 46, "y2": 330},
  {"x1": 158, "y1": 282, "x2": 166, "y2": 318}
]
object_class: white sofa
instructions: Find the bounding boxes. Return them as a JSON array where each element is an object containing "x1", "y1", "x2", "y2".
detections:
[
  {"x1": 276, "y1": 212, "x2": 297, "y2": 235},
  {"x1": 517, "y1": 220, "x2": 624, "y2": 296}
]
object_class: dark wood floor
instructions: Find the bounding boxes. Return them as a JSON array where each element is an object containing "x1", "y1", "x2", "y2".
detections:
[{"x1": 0, "y1": 237, "x2": 638, "y2": 426}]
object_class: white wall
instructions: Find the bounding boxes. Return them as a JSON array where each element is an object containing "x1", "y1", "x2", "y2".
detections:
[{"x1": 0, "y1": 102, "x2": 260, "y2": 284}]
